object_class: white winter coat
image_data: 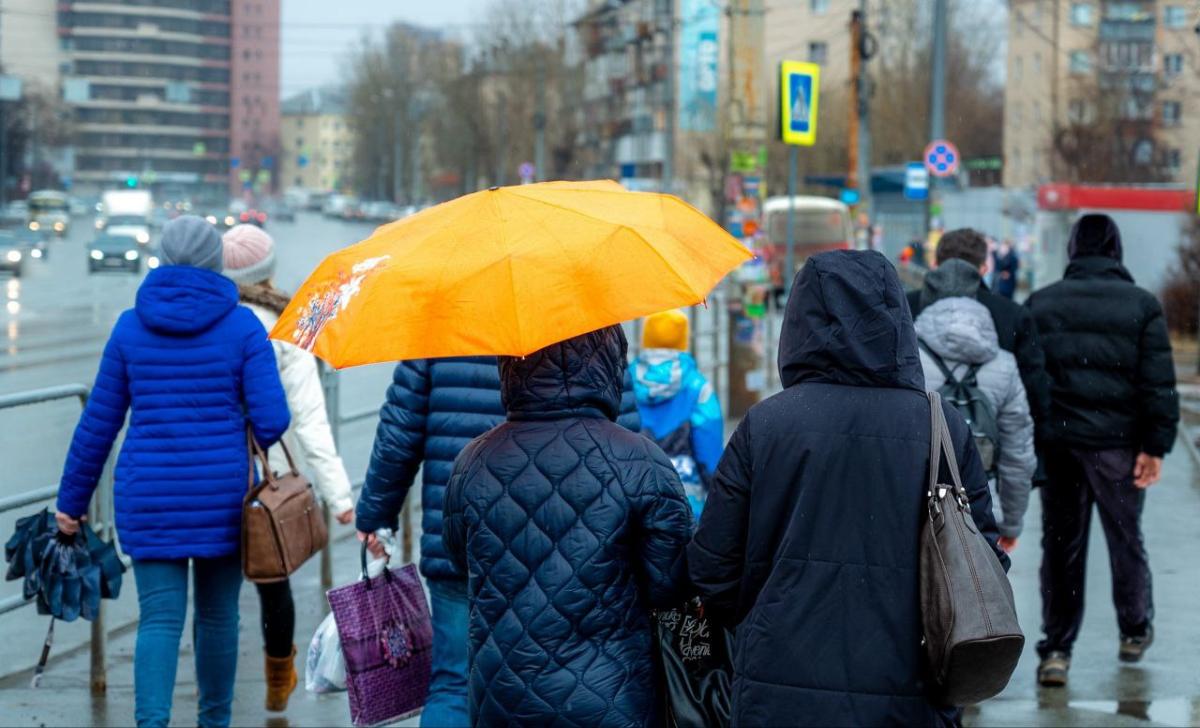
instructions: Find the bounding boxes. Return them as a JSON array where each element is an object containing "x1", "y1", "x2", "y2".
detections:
[
  {"x1": 915, "y1": 296, "x2": 1035, "y2": 538},
  {"x1": 244, "y1": 298, "x2": 354, "y2": 516}
]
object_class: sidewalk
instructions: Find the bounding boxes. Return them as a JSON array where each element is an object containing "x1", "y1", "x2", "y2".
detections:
[{"x1": 0, "y1": 529, "x2": 418, "y2": 727}]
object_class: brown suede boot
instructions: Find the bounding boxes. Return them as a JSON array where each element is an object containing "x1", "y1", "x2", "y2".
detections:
[{"x1": 265, "y1": 646, "x2": 298, "y2": 712}]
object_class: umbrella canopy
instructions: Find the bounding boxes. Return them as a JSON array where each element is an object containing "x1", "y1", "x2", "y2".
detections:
[{"x1": 271, "y1": 181, "x2": 751, "y2": 367}]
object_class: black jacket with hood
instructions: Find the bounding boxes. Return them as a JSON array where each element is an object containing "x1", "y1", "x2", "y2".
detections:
[
  {"x1": 1025, "y1": 214, "x2": 1178, "y2": 457},
  {"x1": 444, "y1": 325, "x2": 692, "y2": 727},
  {"x1": 689, "y1": 250, "x2": 1006, "y2": 727}
]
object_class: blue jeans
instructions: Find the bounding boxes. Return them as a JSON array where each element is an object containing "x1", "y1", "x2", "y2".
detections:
[
  {"x1": 132, "y1": 556, "x2": 243, "y2": 728},
  {"x1": 422, "y1": 579, "x2": 470, "y2": 728}
]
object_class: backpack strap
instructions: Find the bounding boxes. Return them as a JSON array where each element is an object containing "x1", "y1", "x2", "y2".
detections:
[{"x1": 917, "y1": 338, "x2": 960, "y2": 387}]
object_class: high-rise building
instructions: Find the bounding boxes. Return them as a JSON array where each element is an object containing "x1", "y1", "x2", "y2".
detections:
[
  {"x1": 279, "y1": 88, "x2": 353, "y2": 193},
  {"x1": 1005, "y1": 0, "x2": 1198, "y2": 187},
  {"x1": 52, "y1": 0, "x2": 279, "y2": 199}
]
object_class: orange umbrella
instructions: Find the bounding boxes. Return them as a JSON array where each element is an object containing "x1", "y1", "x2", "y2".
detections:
[{"x1": 271, "y1": 180, "x2": 751, "y2": 368}]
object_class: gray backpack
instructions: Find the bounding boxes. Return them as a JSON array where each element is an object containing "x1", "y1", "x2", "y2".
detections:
[
  {"x1": 919, "y1": 339, "x2": 1001, "y2": 475},
  {"x1": 921, "y1": 392, "x2": 1023, "y2": 705}
]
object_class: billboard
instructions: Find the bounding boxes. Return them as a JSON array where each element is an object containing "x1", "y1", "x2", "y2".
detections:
[{"x1": 679, "y1": 0, "x2": 719, "y2": 132}]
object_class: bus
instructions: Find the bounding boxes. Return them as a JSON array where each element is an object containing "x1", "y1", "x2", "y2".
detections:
[
  {"x1": 761, "y1": 196, "x2": 855, "y2": 288},
  {"x1": 28, "y1": 190, "x2": 70, "y2": 236}
]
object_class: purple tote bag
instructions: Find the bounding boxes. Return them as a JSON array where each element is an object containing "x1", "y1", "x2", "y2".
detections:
[{"x1": 327, "y1": 543, "x2": 433, "y2": 727}]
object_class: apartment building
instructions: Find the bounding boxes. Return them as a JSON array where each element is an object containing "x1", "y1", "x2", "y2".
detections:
[
  {"x1": 279, "y1": 88, "x2": 353, "y2": 193},
  {"x1": 1005, "y1": 0, "x2": 1199, "y2": 186},
  {"x1": 48, "y1": 0, "x2": 279, "y2": 198}
]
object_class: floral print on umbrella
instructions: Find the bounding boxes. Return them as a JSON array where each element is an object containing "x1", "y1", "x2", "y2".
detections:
[{"x1": 293, "y1": 255, "x2": 391, "y2": 351}]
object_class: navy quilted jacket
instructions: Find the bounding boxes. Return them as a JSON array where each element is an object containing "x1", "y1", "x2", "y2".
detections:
[
  {"x1": 356, "y1": 356, "x2": 641, "y2": 582},
  {"x1": 444, "y1": 326, "x2": 692, "y2": 727},
  {"x1": 56, "y1": 266, "x2": 290, "y2": 560}
]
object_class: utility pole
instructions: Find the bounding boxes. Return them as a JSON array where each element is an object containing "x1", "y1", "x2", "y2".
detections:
[
  {"x1": 852, "y1": 1, "x2": 874, "y2": 229},
  {"x1": 392, "y1": 106, "x2": 404, "y2": 203},
  {"x1": 496, "y1": 92, "x2": 507, "y2": 186},
  {"x1": 534, "y1": 62, "x2": 547, "y2": 182},
  {"x1": 927, "y1": 0, "x2": 948, "y2": 237},
  {"x1": 661, "y1": 0, "x2": 676, "y2": 194}
]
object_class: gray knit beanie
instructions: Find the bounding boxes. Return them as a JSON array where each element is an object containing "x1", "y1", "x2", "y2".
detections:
[{"x1": 158, "y1": 215, "x2": 224, "y2": 272}]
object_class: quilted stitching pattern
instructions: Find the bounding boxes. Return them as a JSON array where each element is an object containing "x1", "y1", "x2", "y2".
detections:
[
  {"x1": 358, "y1": 352, "x2": 643, "y2": 583},
  {"x1": 445, "y1": 327, "x2": 692, "y2": 727},
  {"x1": 56, "y1": 266, "x2": 290, "y2": 560}
]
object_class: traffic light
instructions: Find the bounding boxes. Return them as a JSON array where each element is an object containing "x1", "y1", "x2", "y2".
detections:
[{"x1": 125, "y1": 175, "x2": 138, "y2": 188}]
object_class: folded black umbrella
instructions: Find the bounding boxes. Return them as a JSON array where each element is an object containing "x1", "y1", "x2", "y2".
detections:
[{"x1": 4, "y1": 507, "x2": 125, "y2": 621}]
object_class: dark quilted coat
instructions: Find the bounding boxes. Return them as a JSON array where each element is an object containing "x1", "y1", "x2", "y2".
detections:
[
  {"x1": 56, "y1": 266, "x2": 290, "y2": 560},
  {"x1": 356, "y1": 357, "x2": 641, "y2": 582},
  {"x1": 443, "y1": 326, "x2": 692, "y2": 727},
  {"x1": 689, "y1": 251, "x2": 1006, "y2": 727}
]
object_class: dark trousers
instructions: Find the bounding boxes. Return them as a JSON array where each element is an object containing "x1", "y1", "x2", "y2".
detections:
[
  {"x1": 255, "y1": 579, "x2": 295, "y2": 658},
  {"x1": 1038, "y1": 447, "x2": 1153, "y2": 657}
]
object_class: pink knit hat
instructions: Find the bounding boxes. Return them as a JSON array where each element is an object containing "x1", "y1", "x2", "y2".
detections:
[{"x1": 221, "y1": 224, "x2": 276, "y2": 285}]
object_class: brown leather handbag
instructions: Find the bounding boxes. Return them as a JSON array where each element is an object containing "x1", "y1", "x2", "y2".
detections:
[
  {"x1": 920, "y1": 392, "x2": 1024, "y2": 706},
  {"x1": 242, "y1": 431, "x2": 328, "y2": 583}
]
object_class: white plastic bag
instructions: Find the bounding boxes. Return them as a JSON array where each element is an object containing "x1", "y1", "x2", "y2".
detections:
[
  {"x1": 306, "y1": 611, "x2": 346, "y2": 693},
  {"x1": 305, "y1": 529, "x2": 398, "y2": 694}
]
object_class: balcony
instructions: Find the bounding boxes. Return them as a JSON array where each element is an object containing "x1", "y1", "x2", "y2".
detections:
[{"x1": 1098, "y1": 19, "x2": 1155, "y2": 42}]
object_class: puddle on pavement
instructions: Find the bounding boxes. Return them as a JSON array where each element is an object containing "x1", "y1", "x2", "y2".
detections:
[{"x1": 1069, "y1": 697, "x2": 1200, "y2": 726}]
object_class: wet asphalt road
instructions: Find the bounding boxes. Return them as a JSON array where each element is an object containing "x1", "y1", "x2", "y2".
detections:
[{"x1": 0, "y1": 213, "x2": 1199, "y2": 725}]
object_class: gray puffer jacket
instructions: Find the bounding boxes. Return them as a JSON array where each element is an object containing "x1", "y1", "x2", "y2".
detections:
[{"x1": 916, "y1": 296, "x2": 1035, "y2": 538}]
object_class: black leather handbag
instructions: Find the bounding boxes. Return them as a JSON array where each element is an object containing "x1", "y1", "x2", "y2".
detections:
[
  {"x1": 655, "y1": 598, "x2": 732, "y2": 728},
  {"x1": 920, "y1": 392, "x2": 1024, "y2": 705}
]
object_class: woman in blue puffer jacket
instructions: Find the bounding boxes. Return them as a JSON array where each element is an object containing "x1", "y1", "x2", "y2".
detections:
[
  {"x1": 55, "y1": 215, "x2": 290, "y2": 728},
  {"x1": 444, "y1": 325, "x2": 692, "y2": 727}
]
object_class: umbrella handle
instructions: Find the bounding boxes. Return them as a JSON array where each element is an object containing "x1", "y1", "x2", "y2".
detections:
[{"x1": 30, "y1": 618, "x2": 55, "y2": 688}]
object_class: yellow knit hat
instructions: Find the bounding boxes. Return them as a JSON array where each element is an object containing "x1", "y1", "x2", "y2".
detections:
[{"x1": 642, "y1": 310, "x2": 690, "y2": 351}]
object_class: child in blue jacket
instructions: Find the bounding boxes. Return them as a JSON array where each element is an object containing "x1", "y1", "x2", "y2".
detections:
[
  {"x1": 55, "y1": 215, "x2": 290, "y2": 728},
  {"x1": 634, "y1": 310, "x2": 724, "y2": 518}
]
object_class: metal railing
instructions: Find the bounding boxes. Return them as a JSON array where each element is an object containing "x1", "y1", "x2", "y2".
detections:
[{"x1": 0, "y1": 384, "x2": 113, "y2": 694}]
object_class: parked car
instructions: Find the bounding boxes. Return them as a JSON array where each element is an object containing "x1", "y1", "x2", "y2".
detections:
[
  {"x1": 322, "y1": 194, "x2": 354, "y2": 218},
  {"x1": 88, "y1": 233, "x2": 142, "y2": 274},
  {"x1": 266, "y1": 200, "x2": 296, "y2": 222},
  {"x1": 0, "y1": 232, "x2": 26, "y2": 277},
  {"x1": 236, "y1": 207, "x2": 268, "y2": 227},
  {"x1": 361, "y1": 201, "x2": 401, "y2": 223}
]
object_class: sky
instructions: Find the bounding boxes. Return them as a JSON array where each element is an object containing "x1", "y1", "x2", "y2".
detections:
[{"x1": 280, "y1": 0, "x2": 491, "y2": 99}]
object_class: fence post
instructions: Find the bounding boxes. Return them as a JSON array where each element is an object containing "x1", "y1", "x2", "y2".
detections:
[
  {"x1": 319, "y1": 363, "x2": 339, "y2": 601},
  {"x1": 88, "y1": 462, "x2": 111, "y2": 695}
]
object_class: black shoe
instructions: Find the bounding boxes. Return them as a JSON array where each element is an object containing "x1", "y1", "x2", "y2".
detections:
[
  {"x1": 1119, "y1": 626, "x2": 1154, "y2": 663},
  {"x1": 1038, "y1": 651, "x2": 1070, "y2": 687}
]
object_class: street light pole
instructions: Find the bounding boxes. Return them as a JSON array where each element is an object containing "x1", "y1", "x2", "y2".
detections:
[
  {"x1": 927, "y1": 0, "x2": 948, "y2": 238},
  {"x1": 534, "y1": 62, "x2": 547, "y2": 182}
]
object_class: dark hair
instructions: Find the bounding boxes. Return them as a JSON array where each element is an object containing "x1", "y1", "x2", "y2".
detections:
[{"x1": 935, "y1": 228, "x2": 989, "y2": 268}]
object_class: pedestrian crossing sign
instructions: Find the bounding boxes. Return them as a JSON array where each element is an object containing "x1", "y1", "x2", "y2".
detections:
[{"x1": 780, "y1": 61, "x2": 820, "y2": 146}]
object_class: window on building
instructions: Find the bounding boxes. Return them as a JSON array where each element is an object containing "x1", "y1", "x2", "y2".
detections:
[
  {"x1": 1069, "y1": 50, "x2": 1092, "y2": 74},
  {"x1": 1068, "y1": 99, "x2": 1094, "y2": 123},
  {"x1": 1166, "y1": 148, "x2": 1182, "y2": 170},
  {"x1": 1162, "y1": 100, "x2": 1182, "y2": 125},
  {"x1": 1164, "y1": 5, "x2": 1187, "y2": 28},
  {"x1": 1071, "y1": 2, "x2": 1094, "y2": 25},
  {"x1": 1033, "y1": 52, "x2": 1042, "y2": 74},
  {"x1": 809, "y1": 0, "x2": 829, "y2": 14},
  {"x1": 1033, "y1": 100, "x2": 1042, "y2": 123},
  {"x1": 1014, "y1": 57, "x2": 1023, "y2": 80},
  {"x1": 1011, "y1": 103, "x2": 1022, "y2": 127},
  {"x1": 808, "y1": 41, "x2": 828, "y2": 64},
  {"x1": 1164, "y1": 53, "x2": 1184, "y2": 76},
  {"x1": 1132, "y1": 138, "x2": 1154, "y2": 165}
]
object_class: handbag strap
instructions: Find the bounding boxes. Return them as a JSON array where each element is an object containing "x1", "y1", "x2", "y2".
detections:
[
  {"x1": 927, "y1": 392, "x2": 968, "y2": 504},
  {"x1": 245, "y1": 427, "x2": 302, "y2": 491}
]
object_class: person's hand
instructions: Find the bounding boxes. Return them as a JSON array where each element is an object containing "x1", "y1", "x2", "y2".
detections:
[
  {"x1": 55, "y1": 511, "x2": 84, "y2": 536},
  {"x1": 335, "y1": 509, "x2": 354, "y2": 525},
  {"x1": 357, "y1": 530, "x2": 386, "y2": 558},
  {"x1": 998, "y1": 536, "x2": 1018, "y2": 554},
  {"x1": 1133, "y1": 453, "x2": 1162, "y2": 489}
]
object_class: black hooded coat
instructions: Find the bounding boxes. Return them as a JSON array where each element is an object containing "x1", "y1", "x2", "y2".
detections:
[
  {"x1": 444, "y1": 325, "x2": 692, "y2": 727},
  {"x1": 688, "y1": 250, "x2": 1006, "y2": 727},
  {"x1": 1025, "y1": 214, "x2": 1178, "y2": 457}
]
